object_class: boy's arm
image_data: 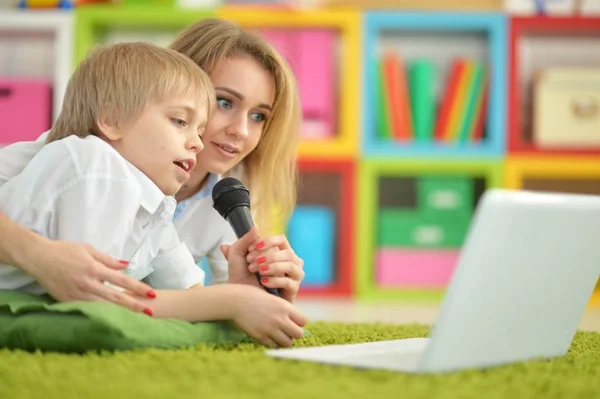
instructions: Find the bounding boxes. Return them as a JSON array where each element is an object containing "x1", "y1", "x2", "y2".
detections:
[{"x1": 0, "y1": 211, "x2": 48, "y2": 269}]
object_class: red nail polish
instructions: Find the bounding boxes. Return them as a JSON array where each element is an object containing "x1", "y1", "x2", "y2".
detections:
[
  {"x1": 259, "y1": 265, "x2": 269, "y2": 272},
  {"x1": 143, "y1": 308, "x2": 153, "y2": 317},
  {"x1": 119, "y1": 260, "x2": 129, "y2": 265},
  {"x1": 256, "y1": 241, "x2": 265, "y2": 249},
  {"x1": 257, "y1": 256, "x2": 266, "y2": 264},
  {"x1": 146, "y1": 290, "x2": 156, "y2": 299},
  {"x1": 261, "y1": 277, "x2": 269, "y2": 284}
]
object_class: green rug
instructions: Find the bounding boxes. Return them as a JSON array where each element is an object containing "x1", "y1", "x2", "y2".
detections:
[{"x1": 0, "y1": 322, "x2": 598, "y2": 399}]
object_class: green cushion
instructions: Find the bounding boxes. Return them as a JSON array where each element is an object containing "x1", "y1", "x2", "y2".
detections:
[{"x1": 0, "y1": 290, "x2": 252, "y2": 353}]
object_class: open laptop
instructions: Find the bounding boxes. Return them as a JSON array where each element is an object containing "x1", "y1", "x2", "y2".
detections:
[{"x1": 266, "y1": 189, "x2": 600, "y2": 373}]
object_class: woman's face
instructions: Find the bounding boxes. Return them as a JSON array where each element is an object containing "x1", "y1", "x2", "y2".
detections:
[{"x1": 194, "y1": 53, "x2": 276, "y2": 176}]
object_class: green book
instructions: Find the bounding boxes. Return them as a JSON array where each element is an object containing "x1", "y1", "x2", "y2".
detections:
[{"x1": 408, "y1": 59, "x2": 436, "y2": 142}]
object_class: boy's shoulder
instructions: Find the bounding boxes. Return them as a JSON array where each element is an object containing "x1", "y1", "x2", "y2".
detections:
[{"x1": 40, "y1": 135, "x2": 133, "y2": 179}]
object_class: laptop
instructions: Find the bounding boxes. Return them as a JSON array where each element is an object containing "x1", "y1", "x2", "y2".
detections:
[{"x1": 266, "y1": 189, "x2": 600, "y2": 373}]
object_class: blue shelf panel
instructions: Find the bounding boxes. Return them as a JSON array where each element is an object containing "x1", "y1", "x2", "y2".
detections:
[
  {"x1": 362, "y1": 141, "x2": 504, "y2": 158},
  {"x1": 362, "y1": 12, "x2": 508, "y2": 159}
]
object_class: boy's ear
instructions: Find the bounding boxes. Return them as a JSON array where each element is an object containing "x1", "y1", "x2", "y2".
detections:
[{"x1": 96, "y1": 109, "x2": 123, "y2": 141}]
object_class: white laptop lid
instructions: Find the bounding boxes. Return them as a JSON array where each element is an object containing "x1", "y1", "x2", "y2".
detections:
[{"x1": 420, "y1": 189, "x2": 600, "y2": 372}]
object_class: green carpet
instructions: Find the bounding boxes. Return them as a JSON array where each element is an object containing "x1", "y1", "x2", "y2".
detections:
[{"x1": 1, "y1": 322, "x2": 599, "y2": 399}]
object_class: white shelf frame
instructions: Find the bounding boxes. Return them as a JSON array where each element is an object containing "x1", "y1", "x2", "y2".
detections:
[{"x1": 0, "y1": 10, "x2": 73, "y2": 121}]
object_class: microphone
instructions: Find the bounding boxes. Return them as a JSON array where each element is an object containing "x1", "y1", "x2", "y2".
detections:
[{"x1": 212, "y1": 177, "x2": 280, "y2": 297}]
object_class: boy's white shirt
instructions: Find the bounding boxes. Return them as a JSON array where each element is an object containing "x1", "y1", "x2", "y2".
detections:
[
  {"x1": 0, "y1": 131, "x2": 235, "y2": 285},
  {"x1": 0, "y1": 134, "x2": 205, "y2": 294}
]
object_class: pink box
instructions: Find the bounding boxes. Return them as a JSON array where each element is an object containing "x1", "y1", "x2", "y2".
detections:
[
  {"x1": 296, "y1": 29, "x2": 336, "y2": 138},
  {"x1": 376, "y1": 248, "x2": 460, "y2": 287},
  {"x1": 0, "y1": 78, "x2": 52, "y2": 145},
  {"x1": 258, "y1": 28, "x2": 336, "y2": 138}
]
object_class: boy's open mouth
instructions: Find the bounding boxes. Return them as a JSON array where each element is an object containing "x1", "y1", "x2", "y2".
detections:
[{"x1": 174, "y1": 160, "x2": 194, "y2": 173}]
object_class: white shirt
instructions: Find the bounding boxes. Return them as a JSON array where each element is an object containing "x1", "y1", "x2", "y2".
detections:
[
  {"x1": 172, "y1": 172, "x2": 237, "y2": 284},
  {"x1": 0, "y1": 135, "x2": 204, "y2": 294},
  {"x1": 0, "y1": 132, "x2": 236, "y2": 285}
]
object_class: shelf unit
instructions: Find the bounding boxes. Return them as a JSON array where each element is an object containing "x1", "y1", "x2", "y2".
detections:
[
  {"x1": 2, "y1": 6, "x2": 598, "y2": 307},
  {"x1": 357, "y1": 158, "x2": 503, "y2": 301},
  {"x1": 294, "y1": 158, "x2": 355, "y2": 298},
  {"x1": 362, "y1": 11, "x2": 508, "y2": 158},
  {"x1": 508, "y1": 16, "x2": 600, "y2": 156},
  {"x1": 0, "y1": 9, "x2": 73, "y2": 121}
]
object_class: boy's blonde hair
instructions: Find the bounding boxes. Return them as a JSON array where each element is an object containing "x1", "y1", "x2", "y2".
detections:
[
  {"x1": 48, "y1": 41, "x2": 216, "y2": 143},
  {"x1": 170, "y1": 19, "x2": 302, "y2": 234}
]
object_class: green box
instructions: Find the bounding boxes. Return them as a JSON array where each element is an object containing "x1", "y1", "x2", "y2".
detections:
[
  {"x1": 417, "y1": 176, "x2": 473, "y2": 219},
  {"x1": 378, "y1": 208, "x2": 470, "y2": 248}
]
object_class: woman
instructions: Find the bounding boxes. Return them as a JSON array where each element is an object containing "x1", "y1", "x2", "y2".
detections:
[{"x1": 0, "y1": 18, "x2": 305, "y2": 315}]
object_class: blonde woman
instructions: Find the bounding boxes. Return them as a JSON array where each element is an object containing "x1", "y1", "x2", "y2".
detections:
[{"x1": 0, "y1": 19, "x2": 306, "y2": 320}]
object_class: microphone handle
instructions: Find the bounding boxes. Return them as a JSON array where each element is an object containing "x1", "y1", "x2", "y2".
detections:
[{"x1": 226, "y1": 206, "x2": 281, "y2": 297}]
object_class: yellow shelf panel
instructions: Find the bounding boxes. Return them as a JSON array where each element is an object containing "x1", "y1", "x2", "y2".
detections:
[{"x1": 505, "y1": 156, "x2": 600, "y2": 189}]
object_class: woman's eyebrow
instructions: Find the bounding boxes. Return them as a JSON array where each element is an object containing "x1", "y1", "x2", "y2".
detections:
[{"x1": 215, "y1": 86, "x2": 272, "y2": 111}]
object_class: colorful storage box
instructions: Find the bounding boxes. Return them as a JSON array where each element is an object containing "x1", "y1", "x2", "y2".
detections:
[
  {"x1": 287, "y1": 205, "x2": 336, "y2": 286},
  {"x1": 377, "y1": 208, "x2": 470, "y2": 248},
  {"x1": 417, "y1": 176, "x2": 474, "y2": 219},
  {"x1": 258, "y1": 28, "x2": 337, "y2": 139},
  {"x1": 376, "y1": 248, "x2": 460, "y2": 287},
  {"x1": 0, "y1": 78, "x2": 52, "y2": 145}
]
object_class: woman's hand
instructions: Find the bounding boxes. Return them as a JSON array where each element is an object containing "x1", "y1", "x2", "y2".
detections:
[
  {"x1": 22, "y1": 238, "x2": 156, "y2": 314},
  {"x1": 245, "y1": 235, "x2": 305, "y2": 303}
]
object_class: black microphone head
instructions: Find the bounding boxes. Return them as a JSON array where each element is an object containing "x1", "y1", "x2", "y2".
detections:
[{"x1": 212, "y1": 177, "x2": 251, "y2": 219}]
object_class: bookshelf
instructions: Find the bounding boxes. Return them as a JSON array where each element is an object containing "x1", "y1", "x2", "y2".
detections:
[
  {"x1": 362, "y1": 12, "x2": 507, "y2": 158},
  {"x1": 2, "y1": 6, "x2": 598, "y2": 307}
]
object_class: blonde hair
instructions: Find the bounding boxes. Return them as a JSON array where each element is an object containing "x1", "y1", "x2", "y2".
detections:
[
  {"x1": 48, "y1": 41, "x2": 215, "y2": 143},
  {"x1": 169, "y1": 18, "x2": 302, "y2": 233}
]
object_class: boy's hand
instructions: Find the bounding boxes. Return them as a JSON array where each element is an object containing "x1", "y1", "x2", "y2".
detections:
[
  {"x1": 222, "y1": 226, "x2": 261, "y2": 287},
  {"x1": 230, "y1": 285, "x2": 307, "y2": 347}
]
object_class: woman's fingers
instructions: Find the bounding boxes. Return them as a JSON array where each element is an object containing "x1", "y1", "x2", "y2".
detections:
[
  {"x1": 93, "y1": 270, "x2": 154, "y2": 314},
  {"x1": 251, "y1": 261, "x2": 305, "y2": 282},
  {"x1": 248, "y1": 234, "x2": 291, "y2": 252},
  {"x1": 247, "y1": 248, "x2": 301, "y2": 267},
  {"x1": 92, "y1": 250, "x2": 156, "y2": 299}
]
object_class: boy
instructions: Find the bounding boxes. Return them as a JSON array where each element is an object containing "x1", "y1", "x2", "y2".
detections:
[{"x1": 0, "y1": 42, "x2": 212, "y2": 306}]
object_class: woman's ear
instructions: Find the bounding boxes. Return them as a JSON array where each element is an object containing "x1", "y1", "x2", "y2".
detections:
[{"x1": 96, "y1": 109, "x2": 123, "y2": 141}]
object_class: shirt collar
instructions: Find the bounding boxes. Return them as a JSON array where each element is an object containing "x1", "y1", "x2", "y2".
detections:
[{"x1": 123, "y1": 160, "x2": 173, "y2": 218}]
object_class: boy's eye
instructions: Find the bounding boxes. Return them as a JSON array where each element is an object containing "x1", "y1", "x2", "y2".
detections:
[
  {"x1": 217, "y1": 98, "x2": 232, "y2": 109},
  {"x1": 171, "y1": 118, "x2": 186, "y2": 127}
]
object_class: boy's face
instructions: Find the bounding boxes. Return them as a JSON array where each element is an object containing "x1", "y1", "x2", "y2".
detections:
[{"x1": 106, "y1": 91, "x2": 207, "y2": 195}]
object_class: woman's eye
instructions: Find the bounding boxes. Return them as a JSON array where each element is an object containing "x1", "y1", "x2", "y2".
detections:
[
  {"x1": 217, "y1": 98, "x2": 232, "y2": 110},
  {"x1": 171, "y1": 118, "x2": 186, "y2": 127},
  {"x1": 250, "y1": 112, "x2": 267, "y2": 123}
]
